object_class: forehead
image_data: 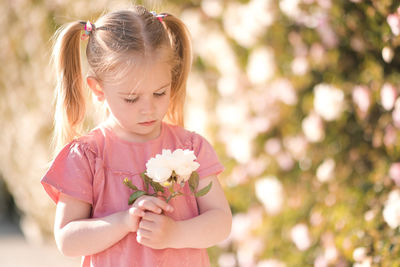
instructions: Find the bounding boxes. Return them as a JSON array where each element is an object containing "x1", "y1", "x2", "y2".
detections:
[{"x1": 102, "y1": 54, "x2": 172, "y2": 94}]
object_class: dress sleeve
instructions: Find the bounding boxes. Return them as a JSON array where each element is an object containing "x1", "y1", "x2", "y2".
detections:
[
  {"x1": 191, "y1": 132, "x2": 224, "y2": 179},
  {"x1": 41, "y1": 141, "x2": 95, "y2": 205}
]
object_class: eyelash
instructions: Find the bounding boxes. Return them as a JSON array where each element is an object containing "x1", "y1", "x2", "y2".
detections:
[{"x1": 124, "y1": 91, "x2": 166, "y2": 103}]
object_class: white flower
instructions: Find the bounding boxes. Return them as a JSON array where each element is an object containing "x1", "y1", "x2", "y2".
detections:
[
  {"x1": 302, "y1": 112, "x2": 325, "y2": 142},
  {"x1": 145, "y1": 149, "x2": 200, "y2": 184},
  {"x1": 291, "y1": 56, "x2": 309, "y2": 75},
  {"x1": 247, "y1": 47, "x2": 275, "y2": 85},
  {"x1": 270, "y1": 78, "x2": 298, "y2": 105},
  {"x1": 383, "y1": 190, "x2": 400, "y2": 229},
  {"x1": 353, "y1": 247, "x2": 367, "y2": 262},
  {"x1": 381, "y1": 83, "x2": 397, "y2": 111},
  {"x1": 353, "y1": 258, "x2": 372, "y2": 267},
  {"x1": 290, "y1": 223, "x2": 311, "y2": 251},
  {"x1": 280, "y1": 0, "x2": 301, "y2": 19},
  {"x1": 382, "y1": 46, "x2": 394, "y2": 63},
  {"x1": 145, "y1": 149, "x2": 174, "y2": 183},
  {"x1": 201, "y1": 0, "x2": 223, "y2": 18},
  {"x1": 257, "y1": 259, "x2": 286, "y2": 267},
  {"x1": 171, "y1": 149, "x2": 200, "y2": 183},
  {"x1": 314, "y1": 84, "x2": 345, "y2": 121},
  {"x1": 255, "y1": 176, "x2": 284, "y2": 215},
  {"x1": 218, "y1": 253, "x2": 237, "y2": 267},
  {"x1": 387, "y1": 13, "x2": 400, "y2": 36},
  {"x1": 316, "y1": 158, "x2": 335, "y2": 183},
  {"x1": 224, "y1": 0, "x2": 274, "y2": 48}
]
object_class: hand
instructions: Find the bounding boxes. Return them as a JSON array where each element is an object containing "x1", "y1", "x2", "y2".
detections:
[
  {"x1": 133, "y1": 195, "x2": 174, "y2": 214},
  {"x1": 124, "y1": 207, "x2": 145, "y2": 233},
  {"x1": 125, "y1": 196, "x2": 173, "y2": 233},
  {"x1": 136, "y1": 211, "x2": 177, "y2": 249}
]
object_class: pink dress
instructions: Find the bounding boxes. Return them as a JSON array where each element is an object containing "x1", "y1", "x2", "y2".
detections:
[{"x1": 41, "y1": 122, "x2": 224, "y2": 267}]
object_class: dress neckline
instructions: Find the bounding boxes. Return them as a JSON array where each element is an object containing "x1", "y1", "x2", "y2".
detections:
[{"x1": 100, "y1": 122, "x2": 165, "y2": 146}]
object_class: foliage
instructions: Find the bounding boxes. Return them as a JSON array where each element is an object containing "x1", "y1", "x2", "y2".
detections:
[
  {"x1": 2, "y1": 0, "x2": 400, "y2": 266},
  {"x1": 182, "y1": 0, "x2": 400, "y2": 266}
]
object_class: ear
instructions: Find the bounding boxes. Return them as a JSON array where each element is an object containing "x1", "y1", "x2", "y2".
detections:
[{"x1": 87, "y1": 76, "x2": 105, "y2": 102}]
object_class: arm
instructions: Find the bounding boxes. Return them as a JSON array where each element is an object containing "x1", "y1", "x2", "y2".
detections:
[
  {"x1": 54, "y1": 193, "x2": 172, "y2": 257},
  {"x1": 137, "y1": 175, "x2": 232, "y2": 249},
  {"x1": 172, "y1": 174, "x2": 232, "y2": 248}
]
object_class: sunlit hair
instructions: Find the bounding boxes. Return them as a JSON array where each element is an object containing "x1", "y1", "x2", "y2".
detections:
[{"x1": 51, "y1": 6, "x2": 192, "y2": 152}]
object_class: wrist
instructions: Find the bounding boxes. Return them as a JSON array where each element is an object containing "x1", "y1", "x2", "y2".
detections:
[{"x1": 168, "y1": 219, "x2": 184, "y2": 249}]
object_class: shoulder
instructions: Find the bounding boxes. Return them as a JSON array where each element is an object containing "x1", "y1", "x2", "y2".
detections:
[
  {"x1": 162, "y1": 123, "x2": 224, "y2": 178},
  {"x1": 162, "y1": 122, "x2": 215, "y2": 155},
  {"x1": 162, "y1": 122, "x2": 209, "y2": 149},
  {"x1": 59, "y1": 126, "x2": 106, "y2": 159}
]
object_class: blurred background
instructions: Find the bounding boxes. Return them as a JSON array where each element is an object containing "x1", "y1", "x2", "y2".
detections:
[{"x1": 1, "y1": 0, "x2": 400, "y2": 266}]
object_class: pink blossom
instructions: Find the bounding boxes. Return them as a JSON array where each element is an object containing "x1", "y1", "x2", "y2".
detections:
[
  {"x1": 389, "y1": 163, "x2": 400, "y2": 186},
  {"x1": 265, "y1": 138, "x2": 281, "y2": 155},
  {"x1": 380, "y1": 83, "x2": 397, "y2": 111},
  {"x1": 384, "y1": 125, "x2": 397, "y2": 148},
  {"x1": 392, "y1": 98, "x2": 400, "y2": 128},
  {"x1": 387, "y1": 13, "x2": 400, "y2": 36},
  {"x1": 277, "y1": 151, "x2": 295, "y2": 171},
  {"x1": 352, "y1": 85, "x2": 371, "y2": 117},
  {"x1": 271, "y1": 79, "x2": 298, "y2": 105},
  {"x1": 316, "y1": 15, "x2": 338, "y2": 48},
  {"x1": 317, "y1": 0, "x2": 331, "y2": 9},
  {"x1": 314, "y1": 255, "x2": 329, "y2": 267},
  {"x1": 310, "y1": 43, "x2": 325, "y2": 64}
]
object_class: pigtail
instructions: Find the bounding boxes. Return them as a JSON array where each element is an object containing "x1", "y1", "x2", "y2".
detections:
[
  {"x1": 52, "y1": 21, "x2": 87, "y2": 152},
  {"x1": 161, "y1": 14, "x2": 193, "y2": 127}
]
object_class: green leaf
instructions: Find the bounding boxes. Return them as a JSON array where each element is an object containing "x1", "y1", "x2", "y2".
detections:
[
  {"x1": 150, "y1": 180, "x2": 165, "y2": 193},
  {"x1": 188, "y1": 171, "x2": 199, "y2": 193},
  {"x1": 195, "y1": 181, "x2": 212, "y2": 197},
  {"x1": 140, "y1": 173, "x2": 150, "y2": 192},
  {"x1": 128, "y1": 190, "x2": 147, "y2": 205},
  {"x1": 141, "y1": 173, "x2": 165, "y2": 193},
  {"x1": 123, "y1": 178, "x2": 138, "y2": 191}
]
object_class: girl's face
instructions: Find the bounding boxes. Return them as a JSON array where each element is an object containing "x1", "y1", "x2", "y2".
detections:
[{"x1": 93, "y1": 58, "x2": 172, "y2": 142}]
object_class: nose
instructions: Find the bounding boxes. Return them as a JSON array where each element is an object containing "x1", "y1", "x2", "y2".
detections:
[{"x1": 139, "y1": 96, "x2": 155, "y2": 115}]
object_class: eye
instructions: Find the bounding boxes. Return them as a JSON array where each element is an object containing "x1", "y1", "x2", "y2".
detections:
[
  {"x1": 124, "y1": 98, "x2": 138, "y2": 103},
  {"x1": 154, "y1": 91, "x2": 166, "y2": 97}
]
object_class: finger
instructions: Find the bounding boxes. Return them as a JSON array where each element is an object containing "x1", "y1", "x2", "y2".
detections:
[
  {"x1": 152, "y1": 198, "x2": 174, "y2": 213},
  {"x1": 137, "y1": 228, "x2": 152, "y2": 239},
  {"x1": 138, "y1": 219, "x2": 154, "y2": 231},
  {"x1": 136, "y1": 234, "x2": 152, "y2": 247},
  {"x1": 129, "y1": 207, "x2": 145, "y2": 217},
  {"x1": 138, "y1": 197, "x2": 174, "y2": 213},
  {"x1": 142, "y1": 211, "x2": 167, "y2": 223},
  {"x1": 137, "y1": 199, "x2": 163, "y2": 214}
]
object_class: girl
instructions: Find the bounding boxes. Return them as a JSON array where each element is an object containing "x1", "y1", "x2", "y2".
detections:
[{"x1": 41, "y1": 5, "x2": 232, "y2": 267}]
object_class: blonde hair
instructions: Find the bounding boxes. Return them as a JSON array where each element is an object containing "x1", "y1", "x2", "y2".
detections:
[{"x1": 52, "y1": 6, "x2": 192, "y2": 152}]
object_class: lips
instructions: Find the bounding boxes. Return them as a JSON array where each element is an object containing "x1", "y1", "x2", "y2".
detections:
[{"x1": 139, "y1": 120, "x2": 156, "y2": 126}]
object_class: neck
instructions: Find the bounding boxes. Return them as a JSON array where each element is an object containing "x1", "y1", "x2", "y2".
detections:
[{"x1": 103, "y1": 116, "x2": 162, "y2": 143}]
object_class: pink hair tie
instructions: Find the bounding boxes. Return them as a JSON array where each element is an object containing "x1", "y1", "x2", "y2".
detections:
[
  {"x1": 150, "y1": 11, "x2": 167, "y2": 22},
  {"x1": 81, "y1": 21, "x2": 94, "y2": 40}
]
